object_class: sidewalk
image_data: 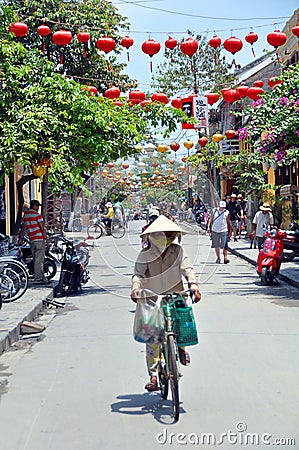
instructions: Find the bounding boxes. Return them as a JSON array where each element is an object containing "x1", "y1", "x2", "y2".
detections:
[
  {"x1": 0, "y1": 283, "x2": 55, "y2": 357},
  {"x1": 228, "y1": 235, "x2": 299, "y2": 289}
]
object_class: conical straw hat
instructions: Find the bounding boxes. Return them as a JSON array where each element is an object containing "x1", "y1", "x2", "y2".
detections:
[{"x1": 140, "y1": 214, "x2": 186, "y2": 236}]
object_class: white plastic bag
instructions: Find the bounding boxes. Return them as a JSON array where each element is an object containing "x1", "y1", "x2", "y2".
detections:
[{"x1": 133, "y1": 297, "x2": 164, "y2": 344}]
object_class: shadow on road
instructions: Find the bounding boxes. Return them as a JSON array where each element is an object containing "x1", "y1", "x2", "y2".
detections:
[{"x1": 110, "y1": 392, "x2": 186, "y2": 424}]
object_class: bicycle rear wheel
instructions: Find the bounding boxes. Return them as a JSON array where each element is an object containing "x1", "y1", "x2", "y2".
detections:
[
  {"x1": 87, "y1": 224, "x2": 103, "y2": 239},
  {"x1": 167, "y1": 334, "x2": 180, "y2": 421},
  {"x1": 111, "y1": 222, "x2": 125, "y2": 239}
]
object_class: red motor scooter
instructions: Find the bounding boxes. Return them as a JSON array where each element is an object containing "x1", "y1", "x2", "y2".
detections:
[{"x1": 257, "y1": 227, "x2": 286, "y2": 285}]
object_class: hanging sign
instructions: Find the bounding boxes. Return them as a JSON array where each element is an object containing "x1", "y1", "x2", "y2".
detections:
[
  {"x1": 193, "y1": 96, "x2": 209, "y2": 134},
  {"x1": 181, "y1": 95, "x2": 209, "y2": 134}
]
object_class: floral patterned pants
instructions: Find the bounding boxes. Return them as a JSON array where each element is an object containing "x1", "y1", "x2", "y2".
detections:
[{"x1": 146, "y1": 342, "x2": 161, "y2": 376}]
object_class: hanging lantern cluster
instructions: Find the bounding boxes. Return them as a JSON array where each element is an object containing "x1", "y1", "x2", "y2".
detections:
[{"x1": 7, "y1": 19, "x2": 296, "y2": 73}]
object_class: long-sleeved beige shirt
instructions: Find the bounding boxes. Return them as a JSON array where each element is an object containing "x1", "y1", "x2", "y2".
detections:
[{"x1": 131, "y1": 243, "x2": 199, "y2": 295}]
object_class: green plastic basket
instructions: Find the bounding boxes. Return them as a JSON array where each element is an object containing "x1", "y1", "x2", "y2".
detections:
[{"x1": 163, "y1": 303, "x2": 198, "y2": 346}]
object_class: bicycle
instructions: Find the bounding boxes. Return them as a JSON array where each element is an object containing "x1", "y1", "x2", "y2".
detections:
[
  {"x1": 0, "y1": 257, "x2": 29, "y2": 302},
  {"x1": 87, "y1": 217, "x2": 125, "y2": 239},
  {"x1": 139, "y1": 289, "x2": 198, "y2": 422}
]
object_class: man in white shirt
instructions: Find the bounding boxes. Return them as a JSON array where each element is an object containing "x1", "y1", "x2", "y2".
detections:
[
  {"x1": 252, "y1": 203, "x2": 274, "y2": 250},
  {"x1": 207, "y1": 200, "x2": 232, "y2": 264}
]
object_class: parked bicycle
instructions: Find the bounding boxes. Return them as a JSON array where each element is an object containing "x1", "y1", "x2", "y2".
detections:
[
  {"x1": 0, "y1": 234, "x2": 29, "y2": 303},
  {"x1": 87, "y1": 216, "x2": 125, "y2": 239}
]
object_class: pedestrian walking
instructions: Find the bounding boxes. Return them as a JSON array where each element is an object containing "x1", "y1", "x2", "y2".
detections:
[
  {"x1": 130, "y1": 215, "x2": 201, "y2": 391},
  {"x1": 207, "y1": 200, "x2": 232, "y2": 264},
  {"x1": 252, "y1": 203, "x2": 274, "y2": 250},
  {"x1": 227, "y1": 193, "x2": 242, "y2": 241},
  {"x1": 18, "y1": 199, "x2": 49, "y2": 284}
]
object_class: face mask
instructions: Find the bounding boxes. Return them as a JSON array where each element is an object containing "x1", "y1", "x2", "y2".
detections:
[{"x1": 150, "y1": 233, "x2": 176, "y2": 248}]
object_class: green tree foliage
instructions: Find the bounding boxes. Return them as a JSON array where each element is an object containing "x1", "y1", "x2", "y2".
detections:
[
  {"x1": 235, "y1": 63, "x2": 299, "y2": 165},
  {"x1": 152, "y1": 33, "x2": 236, "y2": 97},
  {"x1": 4, "y1": 0, "x2": 135, "y2": 92}
]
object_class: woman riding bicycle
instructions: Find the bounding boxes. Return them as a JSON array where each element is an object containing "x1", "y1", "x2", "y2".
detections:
[{"x1": 131, "y1": 215, "x2": 201, "y2": 391}]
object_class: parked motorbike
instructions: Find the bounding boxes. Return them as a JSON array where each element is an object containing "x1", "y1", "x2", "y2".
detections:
[
  {"x1": 8, "y1": 241, "x2": 58, "y2": 280},
  {"x1": 282, "y1": 223, "x2": 299, "y2": 262},
  {"x1": 55, "y1": 239, "x2": 90, "y2": 296},
  {"x1": 257, "y1": 227, "x2": 286, "y2": 285}
]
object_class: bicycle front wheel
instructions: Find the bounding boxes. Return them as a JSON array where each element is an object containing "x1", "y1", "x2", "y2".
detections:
[
  {"x1": 111, "y1": 222, "x2": 125, "y2": 239},
  {"x1": 87, "y1": 224, "x2": 103, "y2": 239},
  {"x1": 167, "y1": 334, "x2": 180, "y2": 421},
  {"x1": 0, "y1": 260, "x2": 29, "y2": 302}
]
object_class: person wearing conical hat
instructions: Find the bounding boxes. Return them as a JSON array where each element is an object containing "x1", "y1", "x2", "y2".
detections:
[
  {"x1": 131, "y1": 215, "x2": 201, "y2": 392},
  {"x1": 252, "y1": 203, "x2": 274, "y2": 250}
]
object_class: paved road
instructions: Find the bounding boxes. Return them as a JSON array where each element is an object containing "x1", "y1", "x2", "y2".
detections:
[{"x1": 0, "y1": 221, "x2": 298, "y2": 449}]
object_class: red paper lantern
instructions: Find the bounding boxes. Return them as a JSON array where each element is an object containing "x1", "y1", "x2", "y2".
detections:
[
  {"x1": 267, "y1": 30, "x2": 287, "y2": 48},
  {"x1": 96, "y1": 37, "x2": 116, "y2": 53},
  {"x1": 171, "y1": 98, "x2": 182, "y2": 108},
  {"x1": 37, "y1": 24, "x2": 51, "y2": 37},
  {"x1": 225, "y1": 130, "x2": 236, "y2": 139},
  {"x1": 151, "y1": 92, "x2": 169, "y2": 104},
  {"x1": 267, "y1": 77, "x2": 283, "y2": 89},
  {"x1": 292, "y1": 25, "x2": 299, "y2": 38},
  {"x1": 129, "y1": 90, "x2": 146, "y2": 102},
  {"x1": 141, "y1": 39, "x2": 161, "y2": 72},
  {"x1": 77, "y1": 31, "x2": 90, "y2": 57},
  {"x1": 52, "y1": 30, "x2": 72, "y2": 46},
  {"x1": 82, "y1": 85, "x2": 98, "y2": 96},
  {"x1": 209, "y1": 35, "x2": 221, "y2": 49},
  {"x1": 140, "y1": 99, "x2": 152, "y2": 108},
  {"x1": 236, "y1": 85, "x2": 249, "y2": 98},
  {"x1": 245, "y1": 31, "x2": 258, "y2": 57},
  {"x1": 77, "y1": 31, "x2": 90, "y2": 43},
  {"x1": 223, "y1": 36, "x2": 243, "y2": 68},
  {"x1": 165, "y1": 36, "x2": 178, "y2": 49},
  {"x1": 37, "y1": 24, "x2": 51, "y2": 53},
  {"x1": 253, "y1": 80, "x2": 264, "y2": 88},
  {"x1": 9, "y1": 22, "x2": 28, "y2": 38},
  {"x1": 107, "y1": 162, "x2": 114, "y2": 169},
  {"x1": 198, "y1": 136, "x2": 208, "y2": 147},
  {"x1": 267, "y1": 30, "x2": 286, "y2": 62},
  {"x1": 121, "y1": 36, "x2": 134, "y2": 61},
  {"x1": 113, "y1": 101, "x2": 123, "y2": 107},
  {"x1": 104, "y1": 86, "x2": 121, "y2": 99},
  {"x1": 221, "y1": 88, "x2": 240, "y2": 104},
  {"x1": 182, "y1": 156, "x2": 187, "y2": 163},
  {"x1": 205, "y1": 92, "x2": 219, "y2": 105},
  {"x1": 52, "y1": 30, "x2": 72, "y2": 64},
  {"x1": 169, "y1": 159, "x2": 175, "y2": 165},
  {"x1": 208, "y1": 35, "x2": 221, "y2": 64},
  {"x1": 180, "y1": 38, "x2": 198, "y2": 57},
  {"x1": 170, "y1": 142, "x2": 180, "y2": 152},
  {"x1": 122, "y1": 163, "x2": 130, "y2": 169},
  {"x1": 247, "y1": 87, "x2": 264, "y2": 101}
]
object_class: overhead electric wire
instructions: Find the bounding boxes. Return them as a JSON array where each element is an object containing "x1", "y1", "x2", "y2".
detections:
[{"x1": 114, "y1": 0, "x2": 290, "y2": 21}]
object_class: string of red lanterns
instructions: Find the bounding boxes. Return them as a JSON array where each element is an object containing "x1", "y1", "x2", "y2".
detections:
[{"x1": 8, "y1": 21, "x2": 293, "y2": 70}]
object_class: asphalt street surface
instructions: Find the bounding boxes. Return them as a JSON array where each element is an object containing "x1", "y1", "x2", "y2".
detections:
[{"x1": 0, "y1": 220, "x2": 298, "y2": 450}]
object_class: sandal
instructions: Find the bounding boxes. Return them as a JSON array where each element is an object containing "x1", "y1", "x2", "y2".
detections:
[
  {"x1": 145, "y1": 376, "x2": 159, "y2": 391},
  {"x1": 178, "y1": 348, "x2": 191, "y2": 366}
]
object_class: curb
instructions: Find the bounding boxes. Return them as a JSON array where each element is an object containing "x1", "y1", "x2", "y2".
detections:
[
  {"x1": 0, "y1": 288, "x2": 54, "y2": 357},
  {"x1": 228, "y1": 246, "x2": 299, "y2": 289}
]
